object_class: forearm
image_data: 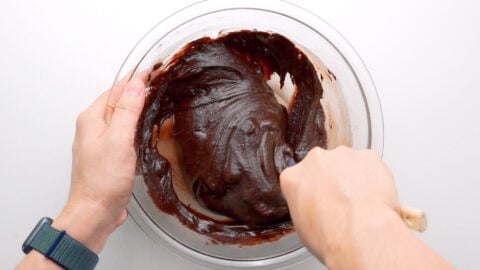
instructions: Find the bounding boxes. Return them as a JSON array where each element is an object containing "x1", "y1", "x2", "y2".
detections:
[{"x1": 321, "y1": 206, "x2": 454, "y2": 270}]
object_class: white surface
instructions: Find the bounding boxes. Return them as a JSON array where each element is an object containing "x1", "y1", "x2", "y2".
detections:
[{"x1": 0, "y1": 0, "x2": 479, "y2": 269}]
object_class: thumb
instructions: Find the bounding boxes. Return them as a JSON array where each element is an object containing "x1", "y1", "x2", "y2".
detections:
[{"x1": 108, "y1": 78, "x2": 146, "y2": 135}]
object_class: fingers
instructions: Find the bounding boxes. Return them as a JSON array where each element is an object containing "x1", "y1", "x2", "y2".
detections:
[
  {"x1": 75, "y1": 90, "x2": 111, "y2": 137},
  {"x1": 280, "y1": 147, "x2": 326, "y2": 193},
  {"x1": 105, "y1": 70, "x2": 151, "y2": 123},
  {"x1": 280, "y1": 157, "x2": 302, "y2": 203},
  {"x1": 107, "y1": 78, "x2": 146, "y2": 139},
  {"x1": 86, "y1": 90, "x2": 111, "y2": 119}
]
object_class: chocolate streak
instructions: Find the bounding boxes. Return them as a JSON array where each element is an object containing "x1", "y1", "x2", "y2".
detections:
[{"x1": 135, "y1": 31, "x2": 327, "y2": 244}]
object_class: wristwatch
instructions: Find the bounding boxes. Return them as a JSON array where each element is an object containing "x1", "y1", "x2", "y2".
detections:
[{"x1": 22, "y1": 217, "x2": 99, "y2": 270}]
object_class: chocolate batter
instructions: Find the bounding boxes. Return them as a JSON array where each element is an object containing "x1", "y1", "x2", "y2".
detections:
[{"x1": 135, "y1": 30, "x2": 327, "y2": 244}]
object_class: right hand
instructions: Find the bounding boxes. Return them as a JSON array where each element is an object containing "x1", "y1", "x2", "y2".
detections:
[{"x1": 280, "y1": 146, "x2": 402, "y2": 268}]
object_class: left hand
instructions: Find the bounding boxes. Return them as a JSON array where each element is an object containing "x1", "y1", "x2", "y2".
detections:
[{"x1": 53, "y1": 78, "x2": 146, "y2": 253}]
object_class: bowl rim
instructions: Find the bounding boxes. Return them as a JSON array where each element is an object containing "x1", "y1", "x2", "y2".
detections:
[{"x1": 120, "y1": 0, "x2": 384, "y2": 268}]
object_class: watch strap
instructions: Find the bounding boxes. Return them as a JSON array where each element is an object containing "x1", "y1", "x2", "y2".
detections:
[{"x1": 29, "y1": 224, "x2": 99, "y2": 270}]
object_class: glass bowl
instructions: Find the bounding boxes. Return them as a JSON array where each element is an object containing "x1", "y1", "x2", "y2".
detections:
[{"x1": 112, "y1": 0, "x2": 383, "y2": 269}]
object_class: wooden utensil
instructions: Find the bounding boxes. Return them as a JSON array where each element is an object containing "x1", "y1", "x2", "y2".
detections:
[{"x1": 400, "y1": 205, "x2": 427, "y2": 232}]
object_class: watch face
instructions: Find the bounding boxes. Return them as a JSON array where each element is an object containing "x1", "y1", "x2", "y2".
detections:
[{"x1": 22, "y1": 217, "x2": 53, "y2": 253}]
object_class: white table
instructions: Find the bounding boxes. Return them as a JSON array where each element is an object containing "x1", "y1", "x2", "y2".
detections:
[{"x1": 1, "y1": 0, "x2": 479, "y2": 269}]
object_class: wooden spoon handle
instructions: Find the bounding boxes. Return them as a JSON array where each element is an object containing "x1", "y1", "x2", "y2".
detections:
[{"x1": 400, "y1": 205, "x2": 427, "y2": 232}]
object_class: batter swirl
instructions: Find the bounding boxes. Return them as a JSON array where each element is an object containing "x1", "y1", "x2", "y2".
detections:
[{"x1": 136, "y1": 31, "x2": 327, "y2": 244}]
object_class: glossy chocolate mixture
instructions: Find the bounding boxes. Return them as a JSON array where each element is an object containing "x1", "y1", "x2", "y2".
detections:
[{"x1": 136, "y1": 31, "x2": 327, "y2": 244}]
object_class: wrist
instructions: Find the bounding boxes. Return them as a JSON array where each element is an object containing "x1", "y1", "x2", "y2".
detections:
[
  {"x1": 52, "y1": 200, "x2": 118, "y2": 253},
  {"x1": 323, "y1": 203, "x2": 407, "y2": 270}
]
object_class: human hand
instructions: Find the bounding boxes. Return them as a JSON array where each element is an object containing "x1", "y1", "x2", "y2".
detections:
[
  {"x1": 53, "y1": 78, "x2": 146, "y2": 253},
  {"x1": 280, "y1": 146, "x2": 402, "y2": 268}
]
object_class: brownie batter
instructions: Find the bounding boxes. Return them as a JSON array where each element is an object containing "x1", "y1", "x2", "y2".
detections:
[{"x1": 136, "y1": 30, "x2": 327, "y2": 244}]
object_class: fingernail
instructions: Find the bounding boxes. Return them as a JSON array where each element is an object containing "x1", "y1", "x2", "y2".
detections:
[{"x1": 125, "y1": 79, "x2": 144, "y2": 96}]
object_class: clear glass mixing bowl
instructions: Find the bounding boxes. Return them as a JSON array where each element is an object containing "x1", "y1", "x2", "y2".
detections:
[{"x1": 112, "y1": 0, "x2": 383, "y2": 269}]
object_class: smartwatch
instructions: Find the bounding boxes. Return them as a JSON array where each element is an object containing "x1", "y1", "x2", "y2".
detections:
[{"x1": 22, "y1": 217, "x2": 99, "y2": 270}]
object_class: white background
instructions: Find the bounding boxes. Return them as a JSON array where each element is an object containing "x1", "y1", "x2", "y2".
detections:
[{"x1": 1, "y1": 0, "x2": 479, "y2": 269}]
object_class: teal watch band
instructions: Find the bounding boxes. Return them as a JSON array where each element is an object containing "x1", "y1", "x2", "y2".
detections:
[{"x1": 23, "y1": 217, "x2": 99, "y2": 270}]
